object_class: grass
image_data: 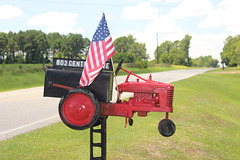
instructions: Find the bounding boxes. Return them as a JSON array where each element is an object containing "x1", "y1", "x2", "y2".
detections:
[
  {"x1": 115, "y1": 63, "x2": 190, "y2": 75},
  {"x1": 0, "y1": 64, "x2": 46, "y2": 92},
  {"x1": 0, "y1": 63, "x2": 190, "y2": 92},
  {"x1": 207, "y1": 66, "x2": 240, "y2": 73},
  {"x1": 0, "y1": 69, "x2": 239, "y2": 159}
]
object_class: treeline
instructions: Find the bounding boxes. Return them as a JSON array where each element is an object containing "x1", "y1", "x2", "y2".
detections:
[
  {"x1": 0, "y1": 30, "x2": 219, "y2": 68},
  {"x1": 0, "y1": 30, "x2": 90, "y2": 64},
  {"x1": 191, "y1": 56, "x2": 218, "y2": 67},
  {"x1": 154, "y1": 35, "x2": 192, "y2": 66},
  {"x1": 152, "y1": 34, "x2": 219, "y2": 67},
  {"x1": 113, "y1": 34, "x2": 219, "y2": 68},
  {"x1": 221, "y1": 35, "x2": 240, "y2": 67},
  {"x1": 113, "y1": 35, "x2": 149, "y2": 68}
]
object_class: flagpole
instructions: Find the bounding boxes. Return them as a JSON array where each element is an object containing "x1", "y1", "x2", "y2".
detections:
[{"x1": 110, "y1": 57, "x2": 120, "y2": 102}]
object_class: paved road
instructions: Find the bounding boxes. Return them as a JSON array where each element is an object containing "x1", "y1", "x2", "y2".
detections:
[{"x1": 0, "y1": 69, "x2": 211, "y2": 141}]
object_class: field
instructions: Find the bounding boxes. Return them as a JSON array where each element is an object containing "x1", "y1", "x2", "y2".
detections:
[
  {"x1": 0, "y1": 63, "x2": 189, "y2": 92},
  {"x1": 116, "y1": 63, "x2": 190, "y2": 75},
  {"x1": 0, "y1": 64, "x2": 46, "y2": 92},
  {"x1": 0, "y1": 67, "x2": 239, "y2": 159}
]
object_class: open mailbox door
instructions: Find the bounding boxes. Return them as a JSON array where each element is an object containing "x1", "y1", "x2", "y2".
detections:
[{"x1": 44, "y1": 58, "x2": 113, "y2": 102}]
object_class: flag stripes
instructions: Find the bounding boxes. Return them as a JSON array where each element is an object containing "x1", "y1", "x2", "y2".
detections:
[{"x1": 79, "y1": 13, "x2": 115, "y2": 87}]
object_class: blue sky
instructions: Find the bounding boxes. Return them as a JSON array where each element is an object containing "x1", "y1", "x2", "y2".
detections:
[{"x1": 1, "y1": 0, "x2": 239, "y2": 61}]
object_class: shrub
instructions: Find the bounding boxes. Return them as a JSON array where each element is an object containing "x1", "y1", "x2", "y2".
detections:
[{"x1": 135, "y1": 60, "x2": 148, "y2": 68}]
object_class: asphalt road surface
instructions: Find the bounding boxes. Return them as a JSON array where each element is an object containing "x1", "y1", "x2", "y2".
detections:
[{"x1": 0, "y1": 68, "x2": 212, "y2": 141}]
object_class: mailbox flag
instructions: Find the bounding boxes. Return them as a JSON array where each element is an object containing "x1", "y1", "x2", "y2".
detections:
[{"x1": 79, "y1": 13, "x2": 115, "y2": 87}]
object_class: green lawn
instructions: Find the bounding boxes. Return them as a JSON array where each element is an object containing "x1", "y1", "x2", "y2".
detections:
[
  {"x1": 207, "y1": 66, "x2": 240, "y2": 73},
  {"x1": 0, "y1": 68, "x2": 239, "y2": 159},
  {"x1": 0, "y1": 64, "x2": 45, "y2": 92},
  {"x1": 116, "y1": 63, "x2": 190, "y2": 75},
  {"x1": 0, "y1": 63, "x2": 189, "y2": 92}
]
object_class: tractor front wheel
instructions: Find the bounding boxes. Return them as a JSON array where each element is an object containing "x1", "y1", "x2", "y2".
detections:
[
  {"x1": 158, "y1": 119, "x2": 176, "y2": 137},
  {"x1": 59, "y1": 88, "x2": 100, "y2": 130}
]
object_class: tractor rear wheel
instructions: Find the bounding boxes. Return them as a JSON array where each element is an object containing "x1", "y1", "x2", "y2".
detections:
[
  {"x1": 59, "y1": 88, "x2": 100, "y2": 130},
  {"x1": 158, "y1": 119, "x2": 176, "y2": 137}
]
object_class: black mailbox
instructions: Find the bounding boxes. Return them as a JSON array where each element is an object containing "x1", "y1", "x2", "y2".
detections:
[{"x1": 44, "y1": 58, "x2": 113, "y2": 102}]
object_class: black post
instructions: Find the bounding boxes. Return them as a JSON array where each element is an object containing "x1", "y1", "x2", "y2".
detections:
[
  {"x1": 221, "y1": 61, "x2": 225, "y2": 70},
  {"x1": 90, "y1": 117, "x2": 107, "y2": 160},
  {"x1": 100, "y1": 118, "x2": 107, "y2": 159}
]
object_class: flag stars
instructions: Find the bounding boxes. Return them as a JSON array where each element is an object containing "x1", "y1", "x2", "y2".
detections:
[{"x1": 92, "y1": 16, "x2": 110, "y2": 41}]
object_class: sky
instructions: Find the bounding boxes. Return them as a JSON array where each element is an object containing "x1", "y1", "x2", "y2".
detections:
[{"x1": 0, "y1": 0, "x2": 239, "y2": 62}]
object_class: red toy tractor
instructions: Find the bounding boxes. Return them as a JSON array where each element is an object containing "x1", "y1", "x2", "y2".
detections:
[{"x1": 44, "y1": 58, "x2": 176, "y2": 137}]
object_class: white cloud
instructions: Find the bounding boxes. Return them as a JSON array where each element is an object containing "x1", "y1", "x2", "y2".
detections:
[
  {"x1": 106, "y1": 14, "x2": 113, "y2": 20},
  {"x1": 145, "y1": 16, "x2": 185, "y2": 36},
  {"x1": 120, "y1": 2, "x2": 185, "y2": 59},
  {"x1": 114, "y1": 15, "x2": 225, "y2": 61},
  {"x1": 0, "y1": 5, "x2": 23, "y2": 20},
  {"x1": 121, "y1": 2, "x2": 158, "y2": 20},
  {"x1": 27, "y1": 11, "x2": 83, "y2": 34},
  {"x1": 168, "y1": 0, "x2": 213, "y2": 19},
  {"x1": 97, "y1": 14, "x2": 113, "y2": 21},
  {"x1": 46, "y1": 26, "x2": 83, "y2": 34},
  {"x1": 28, "y1": 12, "x2": 78, "y2": 27},
  {"x1": 115, "y1": 15, "x2": 186, "y2": 59},
  {"x1": 198, "y1": 8, "x2": 225, "y2": 28},
  {"x1": 198, "y1": 0, "x2": 240, "y2": 35},
  {"x1": 165, "y1": 0, "x2": 183, "y2": 3},
  {"x1": 150, "y1": 0, "x2": 163, "y2": 2},
  {"x1": 117, "y1": 0, "x2": 225, "y2": 61},
  {"x1": 144, "y1": 16, "x2": 186, "y2": 58},
  {"x1": 189, "y1": 33, "x2": 228, "y2": 61}
]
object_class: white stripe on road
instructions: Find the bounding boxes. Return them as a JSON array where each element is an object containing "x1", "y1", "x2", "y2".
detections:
[{"x1": 0, "y1": 115, "x2": 58, "y2": 136}]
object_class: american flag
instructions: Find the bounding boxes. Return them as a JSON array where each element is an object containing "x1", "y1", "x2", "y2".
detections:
[{"x1": 79, "y1": 13, "x2": 115, "y2": 87}]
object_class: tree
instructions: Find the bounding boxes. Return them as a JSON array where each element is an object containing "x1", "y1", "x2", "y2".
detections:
[
  {"x1": 113, "y1": 51, "x2": 134, "y2": 63},
  {"x1": 35, "y1": 31, "x2": 49, "y2": 63},
  {"x1": 82, "y1": 37, "x2": 91, "y2": 57},
  {"x1": 0, "y1": 32, "x2": 8, "y2": 63},
  {"x1": 129, "y1": 42, "x2": 148, "y2": 61},
  {"x1": 6, "y1": 32, "x2": 17, "y2": 63},
  {"x1": 113, "y1": 34, "x2": 148, "y2": 64},
  {"x1": 16, "y1": 31, "x2": 27, "y2": 61},
  {"x1": 154, "y1": 34, "x2": 192, "y2": 66},
  {"x1": 23, "y1": 30, "x2": 49, "y2": 63},
  {"x1": 179, "y1": 34, "x2": 192, "y2": 65},
  {"x1": 62, "y1": 33, "x2": 88, "y2": 59},
  {"x1": 48, "y1": 32, "x2": 63, "y2": 56},
  {"x1": 24, "y1": 30, "x2": 38, "y2": 63},
  {"x1": 170, "y1": 48, "x2": 186, "y2": 65},
  {"x1": 191, "y1": 56, "x2": 219, "y2": 67},
  {"x1": 114, "y1": 35, "x2": 135, "y2": 53},
  {"x1": 154, "y1": 41, "x2": 172, "y2": 61},
  {"x1": 221, "y1": 35, "x2": 240, "y2": 67},
  {"x1": 0, "y1": 30, "x2": 90, "y2": 64}
]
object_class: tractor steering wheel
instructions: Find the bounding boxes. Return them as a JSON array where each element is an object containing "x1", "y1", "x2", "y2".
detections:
[{"x1": 115, "y1": 58, "x2": 123, "y2": 76}]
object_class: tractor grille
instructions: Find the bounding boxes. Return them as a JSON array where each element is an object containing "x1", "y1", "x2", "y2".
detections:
[{"x1": 166, "y1": 89, "x2": 174, "y2": 108}]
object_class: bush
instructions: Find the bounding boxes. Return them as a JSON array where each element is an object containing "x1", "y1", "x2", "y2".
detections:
[
  {"x1": 16, "y1": 54, "x2": 25, "y2": 63},
  {"x1": 135, "y1": 60, "x2": 148, "y2": 68},
  {"x1": 126, "y1": 60, "x2": 148, "y2": 68}
]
